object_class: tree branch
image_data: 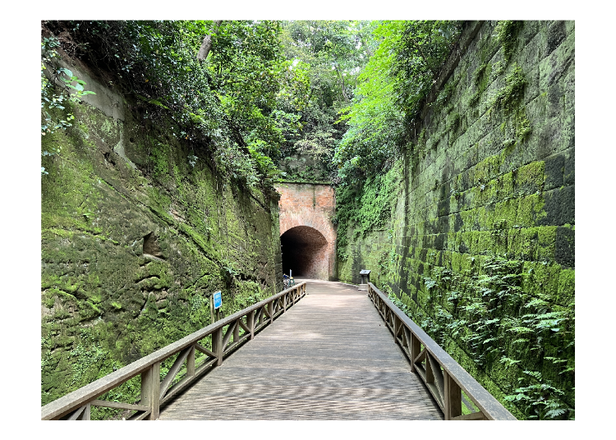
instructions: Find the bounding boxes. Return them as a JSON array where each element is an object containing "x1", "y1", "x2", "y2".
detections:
[{"x1": 334, "y1": 64, "x2": 350, "y2": 101}]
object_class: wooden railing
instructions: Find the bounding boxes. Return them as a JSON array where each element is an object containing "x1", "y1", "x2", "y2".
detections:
[
  {"x1": 41, "y1": 282, "x2": 307, "y2": 420},
  {"x1": 367, "y1": 283, "x2": 516, "y2": 420}
]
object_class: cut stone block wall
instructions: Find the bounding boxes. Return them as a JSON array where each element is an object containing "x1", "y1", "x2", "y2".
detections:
[{"x1": 338, "y1": 21, "x2": 575, "y2": 419}]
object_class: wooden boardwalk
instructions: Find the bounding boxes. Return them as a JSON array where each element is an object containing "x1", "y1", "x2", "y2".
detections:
[{"x1": 158, "y1": 280, "x2": 443, "y2": 420}]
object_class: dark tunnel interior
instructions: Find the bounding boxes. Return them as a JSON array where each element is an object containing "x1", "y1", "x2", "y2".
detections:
[{"x1": 280, "y1": 226, "x2": 327, "y2": 277}]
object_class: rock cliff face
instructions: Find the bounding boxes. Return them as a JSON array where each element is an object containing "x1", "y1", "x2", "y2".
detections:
[
  {"x1": 41, "y1": 61, "x2": 282, "y2": 407},
  {"x1": 337, "y1": 21, "x2": 575, "y2": 419}
]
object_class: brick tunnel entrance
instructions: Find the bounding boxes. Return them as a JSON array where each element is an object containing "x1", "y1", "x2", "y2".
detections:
[
  {"x1": 281, "y1": 226, "x2": 328, "y2": 279},
  {"x1": 276, "y1": 182, "x2": 336, "y2": 280}
]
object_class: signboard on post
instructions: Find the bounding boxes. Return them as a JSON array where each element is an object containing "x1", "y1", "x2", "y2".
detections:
[
  {"x1": 213, "y1": 291, "x2": 222, "y2": 309},
  {"x1": 358, "y1": 269, "x2": 371, "y2": 291}
]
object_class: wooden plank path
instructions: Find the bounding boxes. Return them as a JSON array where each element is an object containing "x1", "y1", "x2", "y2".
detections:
[{"x1": 158, "y1": 280, "x2": 443, "y2": 420}]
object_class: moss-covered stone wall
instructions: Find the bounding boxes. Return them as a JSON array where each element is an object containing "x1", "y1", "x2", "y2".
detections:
[
  {"x1": 337, "y1": 21, "x2": 575, "y2": 419},
  {"x1": 41, "y1": 63, "x2": 283, "y2": 410}
]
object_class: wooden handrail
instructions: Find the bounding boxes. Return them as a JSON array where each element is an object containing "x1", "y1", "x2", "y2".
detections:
[
  {"x1": 367, "y1": 282, "x2": 516, "y2": 420},
  {"x1": 41, "y1": 282, "x2": 307, "y2": 420}
]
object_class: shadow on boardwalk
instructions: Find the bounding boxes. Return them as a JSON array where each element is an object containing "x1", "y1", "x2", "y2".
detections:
[{"x1": 159, "y1": 280, "x2": 443, "y2": 420}]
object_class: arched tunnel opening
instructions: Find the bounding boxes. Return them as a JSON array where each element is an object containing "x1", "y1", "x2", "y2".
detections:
[{"x1": 280, "y1": 226, "x2": 328, "y2": 279}]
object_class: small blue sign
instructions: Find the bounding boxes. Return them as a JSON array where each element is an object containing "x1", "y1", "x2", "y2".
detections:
[{"x1": 213, "y1": 291, "x2": 222, "y2": 309}]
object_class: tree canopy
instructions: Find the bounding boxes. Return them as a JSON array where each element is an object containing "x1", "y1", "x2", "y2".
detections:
[
  {"x1": 334, "y1": 20, "x2": 462, "y2": 184},
  {"x1": 42, "y1": 20, "x2": 462, "y2": 188}
]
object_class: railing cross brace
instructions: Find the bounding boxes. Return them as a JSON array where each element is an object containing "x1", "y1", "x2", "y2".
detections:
[{"x1": 41, "y1": 282, "x2": 308, "y2": 421}]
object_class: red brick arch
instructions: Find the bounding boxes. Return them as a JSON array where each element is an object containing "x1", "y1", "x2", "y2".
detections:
[{"x1": 276, "y1": 183, "x2": 336, "y2": 280}]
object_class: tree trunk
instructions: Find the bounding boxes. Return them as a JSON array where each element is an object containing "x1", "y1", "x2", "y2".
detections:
[{"x1": 198, "y1": 20, "x2": 223, "y2": 62}]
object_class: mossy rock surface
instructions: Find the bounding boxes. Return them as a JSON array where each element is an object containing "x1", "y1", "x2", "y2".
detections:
[{"x1": 42, "y1": 83, "x2": 282, "y2": 408}]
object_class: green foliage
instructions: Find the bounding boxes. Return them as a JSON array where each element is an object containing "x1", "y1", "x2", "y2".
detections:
[
  {"x1": 334, "y1": 160, "x2": 402, "y2": 259},
  {"x1": 492, "y1": 64, "x2": 526, "y2": 112},
  {"x1": 334, "y1": 21, "x2": 462, "y2": 184},
  {"x1": 491, "y1": 64, "x2": 532, "y2": 146},
  {"x1": 47, "y1": 20, "x2": 292, "y2": 189},
  {"x1": 392, "y1": 256, "x2": 574, "y2": 419},
  {"x1": 41, "y1": 36, "x2": 96, "y2": 174},
  {"x1": 334, "y1": 21, "x2": 405, "y2": 183},
  {"x1": 505, "y1": 371, "x2": 572, "y2": 420},
  {"x1": 248, "y1": 139, "x2": 283, "y2": 186},
  {"x1": 41, "y1": 19, "x2": 462, "y2": 186},
  {"x1": 277, "y1": 21, "x2": 375, "y2": 182},
  {"x1": 281, "y1": 20, "x2": 369, "y2": 110},
  {"x1": 43, "y1": 20, "x2": 461, "y2": 186},
  {"x1": 388, "y1": 292, "x2": 409, "y2": 314},
  {"x1": 495, "y1": 21, "x2": 523, "y2": 63},
  {"x1": 393, "y1": 21, "x2": 462, "y2": 121}
]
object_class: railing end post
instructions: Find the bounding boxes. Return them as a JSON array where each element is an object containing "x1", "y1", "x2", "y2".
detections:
[{"x1": 141, "y1": 362, "x2": 161, "y2": 420}]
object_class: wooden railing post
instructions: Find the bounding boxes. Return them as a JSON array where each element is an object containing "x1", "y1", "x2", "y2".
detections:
[
  {"x1": 394, "y1": 315, "x2": 400, "y2": 341},
  {"x1": 141, "y1": 362, "x2": 160, "y2": 420},
  {"x1": 212, "y1": 327, "x2": 223, "y2": 366},
  {"x1": 68, "y1": 404, "x2": 90, "y2": 420},
  {"x1": 187, "y1": 345, "x2": 195, "y2": 378},
  {"x1": 410, "y1": 333, "x2": 421, "y2": 373},
  {"x1": 233, "y1": 319, "x2": 240, "y2": 343},
  {"x1": 444, "y1": 371, "x2": 462, "y2": 420},
  {"x1": 248, "y1": 310, "x2": 255, "y2": 340},
  {"x1": 268, "y1": 301, "x2": 274, "y2": 324}
]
